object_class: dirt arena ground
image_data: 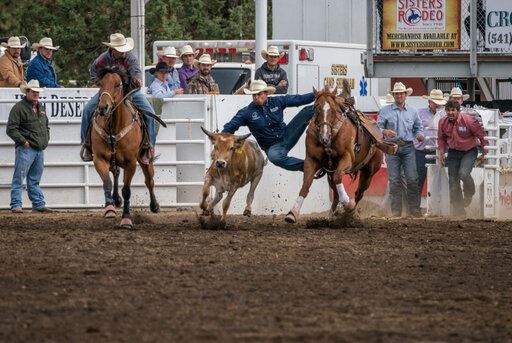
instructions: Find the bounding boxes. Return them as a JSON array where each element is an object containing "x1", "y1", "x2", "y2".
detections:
[{"x1": 0, "y1": 208, "x2": 511, "y2": 342}]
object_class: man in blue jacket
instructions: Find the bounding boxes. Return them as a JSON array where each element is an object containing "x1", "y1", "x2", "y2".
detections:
[
  {"x1": 26, "y1": 37, "x2": 60, "y2": 88},
  {"x1": 223, "y1": 80, "x2": 314, "y2": 171}
]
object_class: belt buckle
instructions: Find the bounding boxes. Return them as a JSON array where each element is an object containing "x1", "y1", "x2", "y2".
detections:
[{"x1": 396, "y1": 139, "x2": 406, "y2": 146}]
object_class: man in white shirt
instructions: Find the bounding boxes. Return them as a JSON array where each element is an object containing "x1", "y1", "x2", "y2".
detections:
[{"x1": 149, "y1": 62, "x2": 176, "y2": 98}]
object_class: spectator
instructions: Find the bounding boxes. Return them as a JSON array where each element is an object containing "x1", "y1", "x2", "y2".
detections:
[
  {"x1": 255, "y1": 46, "x2": 288, "y2": 94},
  {"x1": 149, "y1": 62, "x2": 175, "y2": 98},
  {"x1": 438, "y1": 100, "x2": 488, "y2": 217},
  {"x1": 414, "y1": 89, "x2": 446, "y2": 197},
  {"x1": 160, "y1": 46, "x2": 183, "y2": 95},
  {"x1": 26, "y1": 37, "x2": 61, "y2": 88},
  {"x1": 446, "y1": 87, "x2": 470, "y2": 107},
  {"x1": 177, "y1": 45, "x2": 198, "y2": 92},
  {"x1": 223, "y1": 80, "x2": 314, "y2": 172},
  {"x1": 80, "y1": 33, "x2": 156, "y2": 164},
  {"x1": 377, "y1": 82, "x2": 424, "y2": 217},
  {"x1": 6, "y1": 80, "x2": 52, "y2": 213},
  {"x1": 0, "y1": 36, "x2": 26, "y2": 87},
  {"x1": 188, "y1": 54, "x2": 220, "y2": 95}
]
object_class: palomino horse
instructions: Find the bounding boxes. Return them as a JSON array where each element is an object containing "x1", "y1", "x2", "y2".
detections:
[
  {"x1": 285, "y1": 84, "x2": 383, "y2": 223},
  {"x1": 91, "y1": 67, "x2": 160, "y2": 228}
]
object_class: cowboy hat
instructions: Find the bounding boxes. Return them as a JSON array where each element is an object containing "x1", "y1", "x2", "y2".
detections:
[
  {"x1": 389, "y1": 82, "x2": 413, "y2": 96},
  {"x1": 102, "y1": 33, "x2": 134, "y2": 53},
  {"x1": 446, "y1": 87, "x2": 470, "y2": 100},
  {"x1": 379, "y1": 93, "x2": 395, "y2": 106},
  {"x1": 162, "y1": 46, "x2": 178, "y2": 58},
  {"x1": 1, "y1": 36, "x2": 26, "y2": 49},
  {"x1": 20, "y1": 80, "x2": 45, "y2": 94},
  {"x1": 149, "y1": 61, "x2": 171, "y2": 75},
  {"x1": 179, "y1": 45, "x2": 198, "y2": 58},
  {"x1": 243, "y1": 79, "x2": 276, "y2": 95},
  {"x1": 422, "y1": 89, "x2": 447, "y2": 106},
  {"x1": 32, "y1": 37, "x2": 60, "y2": 51},
  {"x1": 193, "y1": 54, "x2": 217, "y2": 68},
  {"x1": 261, "y1": 46, "x2": 284, "y2": 60}
]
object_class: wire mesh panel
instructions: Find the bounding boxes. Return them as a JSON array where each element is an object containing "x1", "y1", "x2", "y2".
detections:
[{"x1": 372, "y1": 0, "x2": 512, "y2": 55}]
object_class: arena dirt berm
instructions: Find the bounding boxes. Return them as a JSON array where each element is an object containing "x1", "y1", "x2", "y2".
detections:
[{"x1": 0, "y1": 206, "x2": 511, "y2": 341}]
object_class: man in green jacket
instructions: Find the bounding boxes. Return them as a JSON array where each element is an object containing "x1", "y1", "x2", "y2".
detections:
[{"x1": 6, "y1": 80, "x2": 52, "y2": 213}]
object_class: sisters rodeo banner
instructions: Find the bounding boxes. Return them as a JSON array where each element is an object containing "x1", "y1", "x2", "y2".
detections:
[{"x1": 382, "y1": 0, "x2": 461, "y2": 50}]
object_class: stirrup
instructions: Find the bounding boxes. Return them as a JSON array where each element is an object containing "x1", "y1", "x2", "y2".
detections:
[{"x1": 80, "y1": 144, "x2": 93, "y2": 162}]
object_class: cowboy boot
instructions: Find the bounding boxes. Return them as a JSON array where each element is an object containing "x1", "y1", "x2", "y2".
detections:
[
  {"x1": 80, "y1": 144, "x2": 93, "y2": 162},
  {"x1": 138, "y1": 143, "x2": 155, "y2": 165}
]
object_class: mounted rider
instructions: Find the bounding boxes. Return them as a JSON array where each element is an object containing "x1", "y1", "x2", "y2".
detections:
[{"x1": 80, "y1": 33, "x2": 157, "y2": 164}]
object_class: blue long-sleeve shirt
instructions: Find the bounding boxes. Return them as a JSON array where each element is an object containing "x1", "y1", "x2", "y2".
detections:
[
  {"x1": 25, "y1": 52, "x2": 60, "y2": 88},
  {"x1": 223, "y1": 93, "x2": 315, "y2": 150},
  {"x1": 377, "y1": 102, "x2": 423, "y2": 142}
]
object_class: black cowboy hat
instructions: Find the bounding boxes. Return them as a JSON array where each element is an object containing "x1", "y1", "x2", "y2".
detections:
[{"x1": 149, "y1": 61, "x2": 171, "y2": 75}]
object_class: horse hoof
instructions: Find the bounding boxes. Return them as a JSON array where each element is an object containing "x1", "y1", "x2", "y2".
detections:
[
  {"x1": 120, "y1": 218, "x2": 133, "y2": 229},
  {"x1": 285, "y1": 211, "x2": 298, "y2": 224},
  {"x1": 113, "y1": 197, "x2": 122, "y2": 208},
  {"x1": 201, "y1": 209, "x2": 211, "y2": 216},
  {"x1": 243, "y1": 209, "x2": 251, "y2": 217},
  {"x1": 344, "y1": 200, "x2": 356, "y2": 212},
  {"x1": 104, "y1": 205, "x2": 116, "y2": 218},
  {"x1": 150, "y1": 202, "x2": 160, "y2": 213}
]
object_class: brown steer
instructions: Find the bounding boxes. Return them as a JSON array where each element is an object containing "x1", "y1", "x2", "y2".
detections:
[{"x1": 200, "y1": 127, "x2": 266, "y2": 222}]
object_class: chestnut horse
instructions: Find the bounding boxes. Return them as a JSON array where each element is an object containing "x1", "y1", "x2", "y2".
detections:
[
  {"x1": 91, "y1": 68, "x2": 160, "y2": 228},
  {"x1": 285, "y1": 85, "x2": 383, "y2": 223}
]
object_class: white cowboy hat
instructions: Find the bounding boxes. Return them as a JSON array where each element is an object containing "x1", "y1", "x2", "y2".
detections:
[
  {"x1": 379, "y1": 93, "x2": 395, "y2": 106},
  {"x1": 179, "y1": 45, "x2": 198, "y2": 58},
  {"x1": 446, "y1": 87, "x2": 470, "y2": 100},
  {"x1": 1, "y1": 36, "x2": 26, "y2": 49},
  {"x1": 102, "y1": 33, "x2": 134, "y2": 53},
  {"x1": 193, "y1": 54, "x2": 217, "y2": 68},
  {"x1": 243, "y1": 79, "x2": 276, "y2": 95},
  {"x1": 422, "y1": 89, "x2": 447, "y2": 106},
  {"x1": 32, "y1": 37, "x2": 60, "y2": 51},
  {"x1": 389, "y1": 82, "x2": 413, "y2": 96},
  {"x1": 20, "y1": 80, "x2": 45, "y2": 94},
  {"x1": 162, "y1": 46, "x2": 178, "y2": 58},
  {"x1": 261, "y1": 46, "x2": 284, "y2": 60}
]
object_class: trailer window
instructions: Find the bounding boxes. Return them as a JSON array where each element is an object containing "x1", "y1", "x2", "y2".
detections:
[{"x1": 211, "y1": 68, "x2": 251, "y2": 94}]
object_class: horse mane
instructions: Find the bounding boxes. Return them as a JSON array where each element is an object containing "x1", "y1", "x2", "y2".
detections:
[{"x1": 97, "y1": 65, "x2": 124, "y2": 80}]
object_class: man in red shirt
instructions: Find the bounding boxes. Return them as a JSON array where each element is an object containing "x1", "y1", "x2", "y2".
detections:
[{"x1": 438, "y1": 100, "x2": 487, "y2": 217}]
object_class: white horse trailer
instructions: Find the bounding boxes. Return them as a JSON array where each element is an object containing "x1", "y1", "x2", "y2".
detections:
[{"x1": 152, "y1": 39, "x2": 386, "y2": 96}]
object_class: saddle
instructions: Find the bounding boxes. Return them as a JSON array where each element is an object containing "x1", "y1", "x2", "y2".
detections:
[{"x1": 342, "y1": 103, "x2": 398, "y2": 155}]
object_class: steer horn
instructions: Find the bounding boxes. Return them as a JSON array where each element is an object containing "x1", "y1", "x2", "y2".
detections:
[
  {"x1": 234, "y1": 133, "x2": 251, "y2": 142},
  {"x1": 200, "y1": 126, "x2": 217, "y2": 140}
]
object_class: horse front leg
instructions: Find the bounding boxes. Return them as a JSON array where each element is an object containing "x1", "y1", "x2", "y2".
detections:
[
  {"x1": 120, "y1": 162, "x2": 137, "y2": 229},
  {"x1": 94, "y1": 159, "x2": 116, "y2": 218},
  {"x1": 327, "y1": 174, "x2": 340, "y2": 215},
  {"x1": 333, "y1": 153, "x2": 355, "y2": 212},
  {"x1": 285, "y1": 158, "x2": 318, "y2": 223},
  {"x1": 112, "y1": 166, "x2": 122, "y2": 208},
  {"x1": 140, "y1": 162, "x2": 160, "y2": 213}
]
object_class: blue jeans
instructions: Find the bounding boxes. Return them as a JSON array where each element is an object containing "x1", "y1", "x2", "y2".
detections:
[
  {"x1": 10, "y1": 146, "x2": 46, "y2": 210},
  {"x1": 447, "y1": 148, "x2": 478, "y2": 215},
  {"x1": 81, "y1": 90, "x2": 157, "y2": 145},
  {"x1": 415, "y1": 149, "x2": 435, "y2": 197},
  {"x1": 385, "y1": 142, "x2": 420, "y2": 215},
  {"x1": 265, "y1": 105, "x2": 314, "y2": 171}
]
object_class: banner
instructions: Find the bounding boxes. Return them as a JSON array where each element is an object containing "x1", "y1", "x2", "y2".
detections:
[
  {"x1": 382, "y1": 0, "x2": 461, "y2": 50},
  {"x1": 486, "y1": 0, "x2": 512, "y2": 49}
]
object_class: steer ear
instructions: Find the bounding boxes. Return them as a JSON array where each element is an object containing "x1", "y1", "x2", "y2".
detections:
[{"x1": 201, "y1": 126, "x2": 217, "y2": 142}]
